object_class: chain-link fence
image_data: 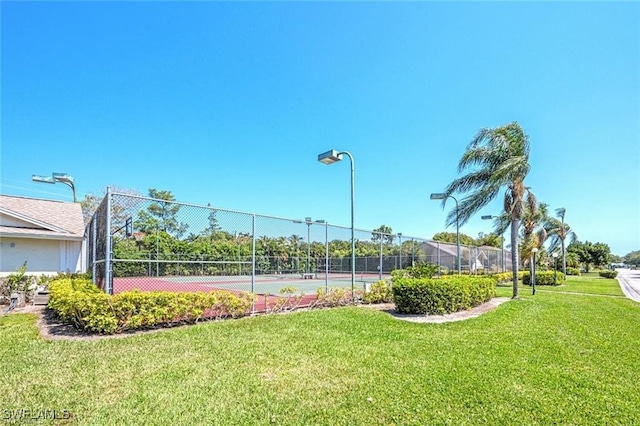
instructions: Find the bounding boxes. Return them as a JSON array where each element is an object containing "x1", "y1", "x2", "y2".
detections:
[{"x1": 86, "y1": 190, "x2": 509, "y2": 303}]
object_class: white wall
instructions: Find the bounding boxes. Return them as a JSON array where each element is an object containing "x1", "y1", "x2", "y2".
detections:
[
  {"x1": 0, "y1": 237, "x2": 84, "y2": 276},
  {"x1": 0, "y1": 215, "x2": 34, "y2": 228}
]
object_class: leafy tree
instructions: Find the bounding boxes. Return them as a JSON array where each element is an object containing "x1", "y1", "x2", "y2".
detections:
[
  {"x1": 372, "y1": 225, "x2": 395, "y2": 245},
  {"x1": 201, "y1": 209, "x2": 221, "y2": 238},
  {"x1": 544, "y1": 208, "x2": 577, "y2": 277},
  {"x1": 135, "y1": 189, "x2": 188, "y2": 238},
  {"x1": 520, "y1": 201, "x2": 549, "y2": 264},
  {"x1": 475, "y1": 232, "x2": 502, "y2": 248},
  {"x1": 623, "y1": 250, "x2": 640, "y2": 266},
  {"x1": 568, "y1": 240, "x2": 611, "y2": 270},
  {"x1": 432, "y1": 232, "x2": 475, "y2": 246},
  {"x1": 610, "y1": 254, "x2": 623, "y2": 263},
  {"x1": 442, "y1": 122, "x2": 532, "y2": 298}
]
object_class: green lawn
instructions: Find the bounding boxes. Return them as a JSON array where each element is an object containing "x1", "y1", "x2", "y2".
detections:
[
  {"x1": 1, "y1": 276, "x2": 639, "y2": 425},
  {"x1": 534, "y1": 272, "x2": 626, "y2": 296}
]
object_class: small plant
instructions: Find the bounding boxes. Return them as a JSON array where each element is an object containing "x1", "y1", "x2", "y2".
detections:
[
  {"x1": 267, "y1": 286, "x2": 305, "y2": 313},
  {"x1": 362, "y1": 280, "x2": 393, "y2": 304},
  {"x1": 599, "y1": 270, "x2": 618, "y2": 279},
  {"x1": 313, "y1": 287, "x2": 352, "y2": 308},
  {"x1": 0, "y1": 262, "x2": 37, "y2": 302},
  {"x1": 566, "y1": 267, "x2": 581, "y2": 276}
]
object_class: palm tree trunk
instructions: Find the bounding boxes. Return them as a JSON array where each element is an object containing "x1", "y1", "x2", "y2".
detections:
[
  {"x1": 511, "y1": 218, "x2": 520, "y2": 298},
  {"x1": 561, "y1": 237, "x2": 566, "y2": 280}
]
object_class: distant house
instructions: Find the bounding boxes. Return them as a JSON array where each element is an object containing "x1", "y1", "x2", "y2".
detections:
[
  {"x1": 0, "y1": 194, "x2": 86, "y2": 276},
  {"x1": 418, "y1": 241, "x2": 511, "y2": 273}
]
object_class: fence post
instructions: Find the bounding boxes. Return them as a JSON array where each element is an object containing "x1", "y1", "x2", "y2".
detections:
[
  {"x1": 398, "y1": 233, "x2": 402, "y2": 269},
  {"x1": 379, "y1": 233, "x2": 383, "y2": 280},
  {"x1": 105, "y1": 187, "x2": 113, "y2": 295},
  {"x1": 411, "y1": 238, "x2": 415, "y2": 266},
  {"x1": 251, "y1": 214, "x2": 256, "y2": 313},
  {"x1": 324, "y1": 222, "x2": 328, "y2": 292},
  {"x1": 91, "y1": 214, "x2": 97, "y2": 285},
  {"x1": 437, "y1": 241, "x2": 441, "y2": 277}
]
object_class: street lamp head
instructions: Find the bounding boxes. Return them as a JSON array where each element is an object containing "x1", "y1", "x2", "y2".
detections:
[
  {"x1": 52, "y1": 173, "x2": 74, "y2": 185},
  {"x1": 430, "y1": 193, "x2": 446, "y2": 200},
  {"x1": 32, "y1": 172, "x2": 77, "y2": 202},
  {"x1": 552, "y1": 252, "x2": 559, "y2": 258},
  {"x1": 532, "y1": 248, "x2": 538, "y2": 253},
  {"x1": 318, "y1": 149, "x2": 343, "y2": 165},
  {"x1": 314, "y1": 219, "x2": 326, "y2": 224},
  {"x1": 481, "y1": 215, "x2": 496, "y2": 220},
  {"x1": 32, "y1": 175, "x2": 56, "y2": 184}
]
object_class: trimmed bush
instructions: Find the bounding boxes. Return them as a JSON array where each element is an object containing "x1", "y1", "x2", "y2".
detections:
[
  {"x1": 599, "y1": 270, "x2": 618, "y2": 279},
  {"x1": 48, "y1": 277, "x2": 254, "y2": 334},
  {"x1": 313, "y1": 286, "x2": 354, "y2": 308},
  {"x1": 566, "y1": 267, "x2": 581, "y2": 276},
  {"x1": 362, "y1": 280, "x2": 393, "y2": 304},
  {"x1": 493, "y1": 271, "x2": 525, "y2": 284},
  {"x1": 392, "y1": 276, "x2": 496, "y2": 315},
  {"x1": 522, "y1": 271, "x2": 565, "y2": 286}
]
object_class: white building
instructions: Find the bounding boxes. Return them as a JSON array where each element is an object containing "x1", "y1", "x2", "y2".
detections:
[{"x1": 0, "y1": 194, "x2": 86, "y2": 276}]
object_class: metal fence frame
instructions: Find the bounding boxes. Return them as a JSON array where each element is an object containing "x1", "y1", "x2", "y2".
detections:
[{"x1": 85, "y1": 189, "x2": 510, "y2": 296}]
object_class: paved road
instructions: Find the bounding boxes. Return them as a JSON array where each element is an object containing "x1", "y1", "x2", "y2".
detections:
[{"x1": 616, "y1": 268, "x2": 640, "y2": 302}]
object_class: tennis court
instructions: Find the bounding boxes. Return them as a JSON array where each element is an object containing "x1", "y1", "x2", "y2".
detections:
[
  {"x1": 113, "y1": 272, "x2": 389, "y2": 295},
  {"x1": 113, "y1": 272, "x2": 389, "y2": 313}
]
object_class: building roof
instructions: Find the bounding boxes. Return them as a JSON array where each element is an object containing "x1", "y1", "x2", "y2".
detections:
[{"x1": 0, "y1": 194, "x2": 85, "y2": 240}]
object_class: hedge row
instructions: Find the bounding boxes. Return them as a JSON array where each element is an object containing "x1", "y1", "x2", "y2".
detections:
[
  {"x1": 48, "y1": 278, "x2": 254, "y2": 334},
  {"x1": 493, "y1": 271, "x2": 525, "y2": 284},
  {"x1": 599, "y1": 270, "x2": 618, "y2": 279},
  {"x1": 391, "y1": 276, "x2": 496, "y2": 315},
  {"x1": 522, "y1": 271, "x2": 565, "y2": 286}
]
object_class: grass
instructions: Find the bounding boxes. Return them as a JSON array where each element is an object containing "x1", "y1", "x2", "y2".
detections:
[
  {"x1": 1, "y1": 275, "x2": 639, "y2": 425},
  {"x1": 518, "y1": 272, "x2": 626, "y2": 297}
]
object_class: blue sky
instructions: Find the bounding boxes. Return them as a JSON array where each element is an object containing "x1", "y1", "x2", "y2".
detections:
[{"x1": 1, "y1": 2, "x2": 638, "y2": 255}]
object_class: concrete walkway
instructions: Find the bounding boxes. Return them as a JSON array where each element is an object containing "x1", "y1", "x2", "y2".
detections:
[{"x1": 616, "y1": 268, "x2": 640, "y2": 303}]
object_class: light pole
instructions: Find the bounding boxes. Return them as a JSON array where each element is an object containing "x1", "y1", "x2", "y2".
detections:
[
  {"x1": 531, "y1": 247, "x2": 538, "y2": 295},
  {"x1": 431, "y1": 193, "x2": 460, "y2": 274},
  {"x1": 553, "y1": 252, "x2": 559, "y2": 285},
  {"x1": 32, "y1": 172, "x2": 77, "y2": 202},
  {"x1": 318, "y1": 149, "x2": 355, "y2": 299},
  {"x1": 481, "y1": 215, "x2": 505, "y2": 272}
]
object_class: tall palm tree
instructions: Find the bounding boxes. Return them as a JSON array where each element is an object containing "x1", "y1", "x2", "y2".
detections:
[
  {"x1": 443, "y1": 122, "x2": 532, "y2": 298},
  {"x1": 544, "y1": 211, "x2": 577, "y2": 279},
  {"x1": 521, "y1": 201, "x2": 550, "y2": 265}
]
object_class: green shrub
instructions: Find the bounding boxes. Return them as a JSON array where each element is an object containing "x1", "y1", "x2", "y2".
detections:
[
  {"x1": 522, "y1": 271, "x2": 565, "y2": 286},
  {"x1": 0, "y1": 262, "x2": 38, "y2": 302},
  {"x1": 267, "y1": 287, "x2": 305, "y2": 313},
  {"x1": 313, "y1": 287, "x2": 352, "y2": 308},
  {"x1": 391, "y1": 276, "x2": 495, "y2": 315},
  {"x1": 566, "y1": 267, "x2": 581, "y2": 276},
  {"x1": 48, "y1": 277, "x2": 254, "y2": 334},
  {"x1": 493, "y1": 271, "x2": 525, "y2": 284},
  {"x1": 362, "y1": 280, "x2": 393, "y2": 304},
  {"x1": 599, "y1": 270, "x2": 618, "y2": 279}
]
